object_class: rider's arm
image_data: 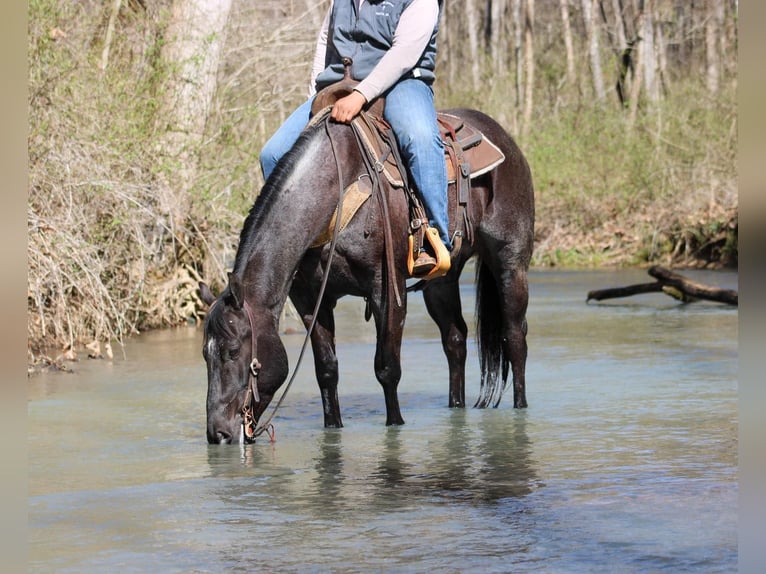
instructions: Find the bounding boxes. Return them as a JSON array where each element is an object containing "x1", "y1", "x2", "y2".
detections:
[{"x1": 354, "y1": 0, "x2": 440, "y2": 103}]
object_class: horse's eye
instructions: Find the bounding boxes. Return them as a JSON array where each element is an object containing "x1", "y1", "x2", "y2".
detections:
[{"x1": 227, "y1": 347, "x2": 241, "y2": 361}]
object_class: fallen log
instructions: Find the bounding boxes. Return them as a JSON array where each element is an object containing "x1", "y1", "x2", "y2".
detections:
[{"x1": 586, "y1": 265, "x2": 738, "y2": 306}]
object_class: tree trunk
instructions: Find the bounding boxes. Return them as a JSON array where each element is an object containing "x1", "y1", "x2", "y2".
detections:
[
  {"x1": 100, "y1": 0, "x2": 122, "y2": 72},
  {"x1": 655, "y1": 13, "x2": 667, "y2": 97},
  {"x1": 640, "y1": 0, "x2": 659, "y2": 103},
  {"x1": 626, "y1": 0, "x2": 644, "y2": 126},
  {"x1": 157, "y1": 0, "x2": 233, "y2": 227},
  {"x1": 609, "y1": 0, "x2": 627, "y2": 50},
  {"x1": 489, "y1": 0, "x2": 509, "y2": 76},
  {"x1": 646, "y1": 266, "x2": 737, "y2": 305},
  {"x1": 511, "y1": 0, "x2": 523, "y2": 134},
  {"x1": 439, "y1": 0, "x2": 456, "y2": 87},
  {"x1": 582, "y1": 0, "x2": 606, "y2": 101},
  {"x1": 559, "y1": 0, "x2": 576, "y2": 86},
  {"x1": 522, "y1": 0, "x2": 535, "y2": 138},
  {"x1": 464, "y1": 0, "x2": 481, "y2": 87},
  {"x1": 705, "y1": 0, "x2": 722, "y2": 94}
]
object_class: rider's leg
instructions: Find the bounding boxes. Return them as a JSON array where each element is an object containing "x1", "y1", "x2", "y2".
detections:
[{"x1": 383, "y1": 79, "x2": 451, "y2": 252}]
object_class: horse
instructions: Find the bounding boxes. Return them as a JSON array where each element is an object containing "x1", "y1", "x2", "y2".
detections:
[{"x1": 198, "y1": 107, "x2": 534, "y2": 444}]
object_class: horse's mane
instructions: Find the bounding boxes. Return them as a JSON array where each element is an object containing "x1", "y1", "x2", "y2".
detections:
[
  {"x1": 205, "y1": 298, "x2": 233, "y2": 339},
  {"x1": 232, "y1": 117, "x2": 330, "y2": 275}
]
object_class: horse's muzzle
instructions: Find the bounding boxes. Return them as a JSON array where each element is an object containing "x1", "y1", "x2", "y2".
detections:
[{"x1": 207, "y1": 418, "x2": 242, "y2": 445}]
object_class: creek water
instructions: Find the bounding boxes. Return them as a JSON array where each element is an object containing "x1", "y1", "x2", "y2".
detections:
[{"x1": 28, "y1": 269, "x2": 738, "y2": 573}]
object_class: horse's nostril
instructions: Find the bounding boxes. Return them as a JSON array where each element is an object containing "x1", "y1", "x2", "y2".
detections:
[{"x1": 216, "y1": 430, "x2": 232, "y2": 444}]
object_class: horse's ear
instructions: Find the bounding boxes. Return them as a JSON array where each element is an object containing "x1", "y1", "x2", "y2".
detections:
[
  {"x1": 198, "y1": 282, "x2": 217, "y2": 307},
  {"x1": 225, "y1": 273, "x2": 245, "y2": 310}
]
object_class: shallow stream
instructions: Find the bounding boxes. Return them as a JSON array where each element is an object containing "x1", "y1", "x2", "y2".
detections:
[{"x1": 28, "y1": 269, "x2": 738, "y2": 573}]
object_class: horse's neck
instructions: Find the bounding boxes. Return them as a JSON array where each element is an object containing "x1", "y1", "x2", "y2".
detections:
[{"x1": 234, "y1": 126, "x2": 354, "y2": 314}]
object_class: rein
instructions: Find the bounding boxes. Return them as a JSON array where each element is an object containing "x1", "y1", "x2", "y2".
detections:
[{"x1": 241, "y1": 114, "x2": 349, "y2": 442}]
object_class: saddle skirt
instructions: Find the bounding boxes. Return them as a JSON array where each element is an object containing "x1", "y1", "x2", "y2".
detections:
[{"x1": 352, "y1": 111, "x2": 505, "y2": 188}]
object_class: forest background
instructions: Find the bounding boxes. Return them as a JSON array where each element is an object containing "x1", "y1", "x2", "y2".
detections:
[{"x1": 27, "y1": 0, "x2": 737, "y2": 366}]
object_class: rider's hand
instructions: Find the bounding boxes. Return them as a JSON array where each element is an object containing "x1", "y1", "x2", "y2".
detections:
[{"x1": 331, "y1": 90, "x2": 367, "y2": 124}]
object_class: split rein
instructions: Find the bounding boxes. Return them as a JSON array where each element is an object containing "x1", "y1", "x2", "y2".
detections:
[{"x1": 240, "y1": 113, "x2": 349, "y2": 444}]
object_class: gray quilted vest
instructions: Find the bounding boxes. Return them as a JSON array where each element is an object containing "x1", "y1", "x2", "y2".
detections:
[{"x1": 315, "y1": 0, "x2": 439, "y2": 91}]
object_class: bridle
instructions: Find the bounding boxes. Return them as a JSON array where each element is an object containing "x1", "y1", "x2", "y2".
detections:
[
  {"x1": 232, "y1": 111, "x2": 351, "y2": 444},
  {"x1": 240, "y1": 300, "x2": 262, "y2": 442}
]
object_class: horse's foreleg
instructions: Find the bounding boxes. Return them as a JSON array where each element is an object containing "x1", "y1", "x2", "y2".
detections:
[
  {"x1": 502, "y1": 268, "x2": 529, "y2": 408},
  {"x1": 422, "y1": 278, "x2": 468, "y2": 408},
  {"x1": 309, "y1": 311, "x2": 344, "y2": 427},
  {"x1": 290, "y1": 284, "x2": 343, "y2": 428},
  {"x1": 371, "y1": 297, "x2": 406, "y2": 426}
]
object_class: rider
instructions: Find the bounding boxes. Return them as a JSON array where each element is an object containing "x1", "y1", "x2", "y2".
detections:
[{"x1": 259, "y1": 0, "x2": 450, "y2": 276}]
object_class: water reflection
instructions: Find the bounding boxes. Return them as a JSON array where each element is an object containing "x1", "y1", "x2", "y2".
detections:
[
  {"x1": 419, "y1": 410, "x2": 539, "y2": 502},
  {"x1": 310, "y1": 429, "x2": 347, "y2": 514},
  {"x1": 318, "y1": 408, "x2": 539, "y2": 509},
  {"x1": 370, "y1": 426, "x2": 412, "y2": 495},
  {"x1": 202, "y1": 407, "x2": 541, "y2": 529},
  {"x1": 28, "y1": 269, "x2": 738, "y2": 573}
]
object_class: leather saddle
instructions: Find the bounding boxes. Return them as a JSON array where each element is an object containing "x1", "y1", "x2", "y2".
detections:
[{"x1": 309, "y1": 78, "x2": 506, "y2": 277}]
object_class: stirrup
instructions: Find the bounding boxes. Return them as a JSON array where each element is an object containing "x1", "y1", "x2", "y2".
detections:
[{"x1": 407, "y1": 226, "x2": 451, "y2": 279}]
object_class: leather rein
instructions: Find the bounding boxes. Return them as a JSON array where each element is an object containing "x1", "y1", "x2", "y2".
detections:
[{"x1": 238, "y1": 112, "x2": 350, "y2": 443}]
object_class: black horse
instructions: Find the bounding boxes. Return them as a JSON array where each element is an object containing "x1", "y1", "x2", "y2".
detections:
[{"x1": 199, "y1": 107, "x2": 534, "y2": 444}]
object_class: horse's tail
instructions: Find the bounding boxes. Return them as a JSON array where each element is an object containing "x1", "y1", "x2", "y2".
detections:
[{"x1": 474, "y1": 258, "x2": 509, "y2": 408}]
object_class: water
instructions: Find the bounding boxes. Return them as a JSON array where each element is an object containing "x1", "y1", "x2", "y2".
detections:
[{"x1": 28, "y1": 269, "x2": 738, "y2": 573}]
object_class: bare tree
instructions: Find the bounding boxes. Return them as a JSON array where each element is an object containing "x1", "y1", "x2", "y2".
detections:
[
  {"x1": 627, "y1": 1, "x2": 644, "y2": 126},
  {"x1": 512, "y1": 0, "x2": 523, "y2": 130},
  {"x1": 465, "y1": 0, "x2": 482, "y2": 87},
  {"x1": 582, "y1": 0, "x2": 606, "y2": 101},
  {"x1": 488, "y1": 0, "x2": 509, "y2": 76},
  {"x1": 560, "y1": 0, "x2": 576, "y2": 86},
  {"x1": 439, "y1": 0, "x2": 456, "y2": 86},
  {"x1": 157, "y1": 0, "x2": 233, "y2": 226},
  {"x1": 609, "y1": 0, "x2": 628, "y2": 50},
  {"x1": 705, "y1": 0, "x2": 723, "y2": 94},
  {"x1": 640, "y1": 0, "x2": 660, "y2": 103},
  {"x1": 100, "y1": 0, "x2": 123, "y2": 72},
  {"x1": 522, "y1": 0, "x2": 535, "y2": 137}
]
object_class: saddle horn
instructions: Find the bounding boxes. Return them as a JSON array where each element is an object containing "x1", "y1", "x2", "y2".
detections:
[{"x1": 311, "y1": 57, "x2": 385, "y2": 117}]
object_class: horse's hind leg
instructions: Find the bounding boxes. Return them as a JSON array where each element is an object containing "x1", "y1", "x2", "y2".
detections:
[
  {"x1": 289, "y1": 283, "x2": 343, "y2": 428},
  {"x1": 422, "y1": 277, "x2": 468, "y2": 408},
  {"x1": 502, "y1": 265, "x2": 529, "y2": 408}
]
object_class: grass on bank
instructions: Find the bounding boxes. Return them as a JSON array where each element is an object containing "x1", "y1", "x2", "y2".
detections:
[{"x1": 440, "y1": 78, "x2": 737, "y2": 269}]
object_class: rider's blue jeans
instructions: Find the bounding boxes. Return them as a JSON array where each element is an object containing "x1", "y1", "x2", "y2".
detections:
[{"x1": 260, "y1": 79, "x2": 451, "y2": 250}]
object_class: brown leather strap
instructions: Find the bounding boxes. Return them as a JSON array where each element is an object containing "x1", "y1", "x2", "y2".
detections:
[{"x1": 351, "y1": 112, "x2": 402, "y2": 308}]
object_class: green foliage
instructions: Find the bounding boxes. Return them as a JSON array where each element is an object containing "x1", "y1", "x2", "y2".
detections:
[{"x1": 454, "y1": 75, "x2": 738, "y2": 268}]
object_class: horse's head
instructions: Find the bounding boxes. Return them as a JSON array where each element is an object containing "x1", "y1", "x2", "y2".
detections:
[{"x1": 198, "y1": 276, "x2": 287, "y2": 444}]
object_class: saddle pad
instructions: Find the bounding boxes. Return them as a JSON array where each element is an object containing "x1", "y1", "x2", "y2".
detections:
[{"x1": 310, "y1": 178, "x2": 372, "y2": 248}]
